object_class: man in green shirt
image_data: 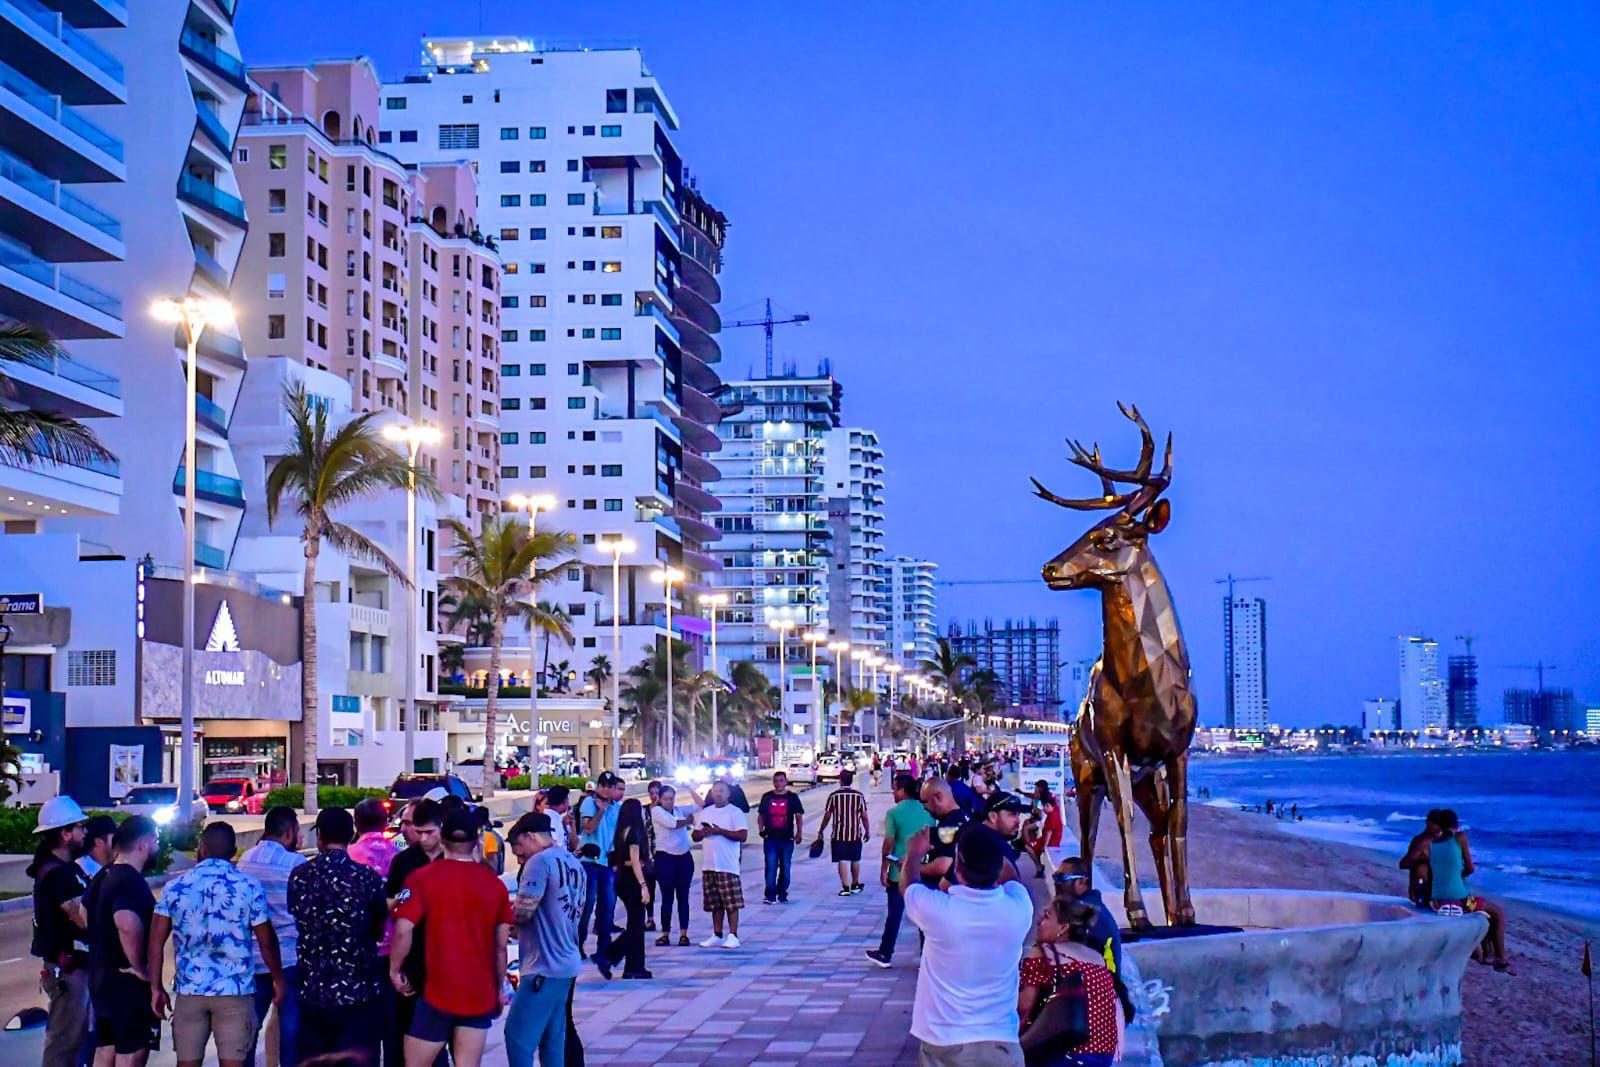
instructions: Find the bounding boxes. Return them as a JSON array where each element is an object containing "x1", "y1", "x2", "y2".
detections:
[{"x1": 865, "y1": 774, "x2": 936, "y2": 967}]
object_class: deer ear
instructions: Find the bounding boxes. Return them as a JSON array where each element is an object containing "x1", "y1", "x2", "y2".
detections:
[{"x1": 1143, "y1": 499, "x2": 1171, "y2": 534}]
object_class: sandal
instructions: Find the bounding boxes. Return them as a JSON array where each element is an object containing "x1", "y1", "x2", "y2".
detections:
[
  {"x1": 678, "y1": 933, "x2": 690, "y2": 946},
  {"x1": 1492, "y1": 959, "x2": 1515, "y2": 974},
  {"x1": 655, "y1": 933, "x2": 671, "y2": 947}
]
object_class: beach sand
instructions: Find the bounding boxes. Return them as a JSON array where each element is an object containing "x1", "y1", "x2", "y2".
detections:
[{"x1": 1078, "y1": 801, "x2": 1594, "y2": 1066}]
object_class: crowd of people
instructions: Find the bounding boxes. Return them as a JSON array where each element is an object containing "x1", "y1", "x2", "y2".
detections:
[{"x1": 29, "y1": 746, "x2": 1130, "y2": 1067}]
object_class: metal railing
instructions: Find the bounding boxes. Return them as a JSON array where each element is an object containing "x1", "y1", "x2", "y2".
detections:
[
  {"x1": 177, "y1": 171, "x2": 245, "y2": 222},
  {"x1": 0, "y1": 448, "x2": 119, "y2": 476},
  {"x1": 0, "y1": 59, "x2": 123, "y2": 160},
  {"x1": 178, "y1": 28, "x2": 246, "y2": 85},
  {"x1": 3, "y1": 0, "x2": 125, "y2": 81},
  {"x1": 0, "y1": 240, "x2": 122, "y2": 317},
  {"x1": 173, "y1": 467, "x2": 244, "y2": 502},
  {"x1": 0, "y1": 149, "x2": 121, "y2": 239},
  {"x1": 194, "y1": 104, "x2": 232, "y2": 151},
  {"x1": 194, "y1": 393, "x2": 229, "y2": 431},
  {"x1": 195, "y1": 541, "x2": 226, "y2": 568}
]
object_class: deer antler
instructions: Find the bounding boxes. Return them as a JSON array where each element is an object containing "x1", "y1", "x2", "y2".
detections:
[{"x1": 1033, "y1": 403, "x2": 1174, "y2": 515}]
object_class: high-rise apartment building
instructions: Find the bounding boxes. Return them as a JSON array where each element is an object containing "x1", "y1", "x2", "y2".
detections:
[
  {"x1": 1397, "y1": 635, "x2": 1447, "y2": 731},
  {"x1": 1223, "y1": 595, "x2": 1269, "y2": 730},
  {"x1": 1446, "y1": 652, "x2": 1479, "y2": 730},
  {"x1": 821, "y1": 427, "x2": 888, "y2": 653},
  {"x1": 382, "y1": 38, "x2": 728, "y2": 682},
  {"x1": 1065, "y1": 657, "x2": 1099, "y2": 713},
  {"x1": 710, "y1": 370, "x2": 841, "y2": 726},
  {"x1": 887, "y1": 556, "x2": 938, "y2": 670},
  {"x1": 947, "y1": 617, "x2": 1062, "y2": 717}
]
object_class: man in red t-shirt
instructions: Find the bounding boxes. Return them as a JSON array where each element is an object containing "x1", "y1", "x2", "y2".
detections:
[{"x1": 390, "y1": 810, "x2": 513, "y2": 1066}]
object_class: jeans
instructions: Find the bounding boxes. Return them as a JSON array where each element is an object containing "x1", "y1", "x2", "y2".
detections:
[
  {"x1": 763, "y1": 838, "x2": 795, "y2": 901},
  {"x1": 653, "y1": 852, "x2": 693, "y2": 933},
  {"x1": 243, "y1": 966, "x2": 297, "y2": 1067},
  {"x1": 505, "y1": 974, "x2": 574, "y2": 1066},
  {"x1": 579, "y1": 861, "x2": 616, "y2": 960},
  {"x1": 604, "y1": 868, "x2": 648, "y2": 975},
  {"x1": 298, "y1": 996, "x2": 379, "y2": 1062},
  {"x1": 40, "y1": 966, "x2": 90, "y2": 1067},
  {"x1": 878, "y1": 883, "x2": 906, "y2": 958}
]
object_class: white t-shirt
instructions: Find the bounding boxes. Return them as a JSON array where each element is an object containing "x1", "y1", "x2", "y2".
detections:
[
  {"x1": 904, "y1": 881, "x2": 1034, "y2": 1046},
  {"x1": 548, "y1": 809, "x2": 568, "y2": 850},
  {"x1": 695, "y1": 803, "x2": 746, "y2": 873},
  {"x1": 652, "y1": 803, "x2": 697, "y2": 856}
]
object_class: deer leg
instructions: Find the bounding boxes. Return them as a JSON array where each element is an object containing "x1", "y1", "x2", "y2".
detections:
[
  {"x1": 1105, "y1": 752, "x2": 1152, "y2": 929},
  {"x1": 1164, "y1": 752, "x2": 1197, "y2": 926},
  {"x1": 1134, "y1": 772, "x2": 1174, "y2": 926}
]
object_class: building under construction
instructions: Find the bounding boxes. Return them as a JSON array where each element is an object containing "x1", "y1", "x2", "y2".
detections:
[{"x1": 946, "y1": 618, "x2": 1062, "y2": 718}]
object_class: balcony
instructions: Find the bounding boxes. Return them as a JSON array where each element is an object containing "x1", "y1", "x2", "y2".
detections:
[
  {"x1": 194, "y1": 541, "x2": 225, "y2": 568},
  {"x1": 178, "y1": 28, "x2": 248, "y2": 90},
  {"x1": 177, "y1": 171, "x2": 245, "y2": 228},
  {"x1": 193, "y1": 104, "x2": 231, "y2": 153},
  {"x1": 0, "y1": 58, "x2": 122, "y2": 181},
  {"x1": 0, "y1": 238, "x2": 122, "y2": 338},
  {"x1": 0, "y1": 147, "x2": 121, "y2": 260},
  {"x1": 172, "y1": 466, "x2": 244, "y2": 506},
  {"x1": 0, "y1": 0, "x2": 125, "y2": 104},
  {"x1": 194, "y1": 392, "x2": 228, "y2": 435},
  {"x1": 0, "y1": 342, "x2": 119, "y2": 419},
  {"x1": 190, "y1": 242, "x2": 229, "y2": 292},
  {"x1": 191, "y1": 324, "x2": 245, "y2": 367}
]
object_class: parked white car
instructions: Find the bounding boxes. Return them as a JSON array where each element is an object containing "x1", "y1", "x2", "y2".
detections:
[
  {"x1": 115, "y1": 784, "x2": 209, "y2": 826},
  {"x1": 816, "y1": 754, "x2": 844, "y2": 782},
  {"x1": 784, "y1": 756, "x2": 817, "y2": 784}
]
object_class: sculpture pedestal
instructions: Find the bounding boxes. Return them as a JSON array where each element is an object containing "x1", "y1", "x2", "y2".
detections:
[{"x1": 1115, "y1": 889, "x2": 1485, "y2": 1067}]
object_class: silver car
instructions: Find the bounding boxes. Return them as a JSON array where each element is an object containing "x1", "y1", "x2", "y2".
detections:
[{"x1": 115, "y1": 784, "x2": 210, "y2": 827}]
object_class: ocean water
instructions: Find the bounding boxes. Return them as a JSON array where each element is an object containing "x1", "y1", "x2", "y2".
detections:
[{"x1": 1187, "y1": 749, "x2": 1600, "y2": 922}]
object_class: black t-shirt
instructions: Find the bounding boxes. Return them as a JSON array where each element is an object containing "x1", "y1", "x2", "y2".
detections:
[
  {"x1": 85, "y1": 864, "x2": 155, "y2": 992},
  {"x1": 757, "y1": 791, "x2": 805, "y2": 842},
  {"x1": 728, "y1": 784, "x2": 751, "y2": 813},
  {"x1": 922, "y1": 808, "x2": 971, "y2": 884},
  {"x1": 31, "y1": 858, "x2": 90, "y2": 966},
  {"x1": 386, "y1": 845, "x2": 439, "y2": 988}
]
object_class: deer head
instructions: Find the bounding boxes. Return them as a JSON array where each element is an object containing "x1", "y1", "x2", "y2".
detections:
[{"x1": 1034, "y1": 403, "x2": 1173, "y2": 590}]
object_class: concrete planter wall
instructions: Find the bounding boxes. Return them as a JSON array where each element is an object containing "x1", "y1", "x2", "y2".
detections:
[{"x1": 1122, "y1": 889, "x2": 1485, "y2": 1067}]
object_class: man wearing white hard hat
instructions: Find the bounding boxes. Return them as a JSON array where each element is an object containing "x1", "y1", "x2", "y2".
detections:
[{"x1": 28, "y1": 795, "x2": 92, "y2": 1067}]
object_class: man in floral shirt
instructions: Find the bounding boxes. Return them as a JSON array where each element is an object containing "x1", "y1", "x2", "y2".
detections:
[
  {"x1": 149, "y1": 822, "x2": 284, "y2": 1067},
  {"x1": 288, "y1": 806, "x2": 387, "y2": 1061}
]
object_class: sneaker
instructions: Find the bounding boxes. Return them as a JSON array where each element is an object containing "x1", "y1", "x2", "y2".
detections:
[
  {"x1": 700, "y1": 934, "x2": 726, "y2": 948},
  {"x1": 722, "y1": 934, "x2": 741, "y2": 949},
  {"x1": 762, "y1": 897, "x2": 775, "y2": 905},
  {"x1": 621, "y1": 969, "x2": 654, "y2": 980},
  {"x1": 864, "y1": 950, "x2": 892, "y2": 968},
  {"x1": 778, "y1": 896, "x2": 790, "y2": 904},
  {"x1": 850, "y1": 884, "x2": 864, "y2": 895},
  {"x1": 838, "y1": 888, "x2": 852, "y2": 897}
]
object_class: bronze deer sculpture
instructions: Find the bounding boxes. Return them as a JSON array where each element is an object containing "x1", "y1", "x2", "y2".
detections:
[{"x1": 1034, "y1": 403, "x2": 1197, "y2": 927}]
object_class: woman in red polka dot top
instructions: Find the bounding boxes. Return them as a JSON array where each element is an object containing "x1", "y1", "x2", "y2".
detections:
[{"x1": 1017, "y1": 897, "x2": 1126, "y2": 1065}]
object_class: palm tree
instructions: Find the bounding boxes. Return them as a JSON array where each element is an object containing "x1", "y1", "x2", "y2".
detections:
[
  {"x1": 547, "y1": 658, "x2": 575, "y2": 694},
  {"x1": 440, "y1": 591, "x2": 495, "y2": 646},
  {"x1": 676, "y1": 669, "x2": 724, "y2": 758},
  {"x1": 585, "y1": 654, "x2": 612, "y2": 696},
  {"x1": 265, "y1": 382, "x2": 429, "y2": 813},
  {"x1": 620, "y1": 639, "x2": 692, "y2": 759},
  {"x1": 920, "y1": 636, "x2": 977, "y2": 697},
  {"x1": 440, "y1": 514, "x2": 575, "y2": 799},
  {"x1": 841, "y1": 687, "x2": 877, "y2": 742},
  {"x1": 726, "y1": 660, "x2": 779, "y2": 750},
  {"x1": 533, "y1": 601, "x2": 574, "y2": 682},
  {"x1": 0, "y1": 321, "x2": 114, "y2": 470},
  {"x1": 437, "y1": 642, "x2": 466, "y2": 682}
]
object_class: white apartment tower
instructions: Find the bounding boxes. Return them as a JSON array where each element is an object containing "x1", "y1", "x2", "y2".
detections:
[
  {"x1": 887, "y1": 556, "x2": 938, "y2": 671},
  {"x1": 1223, "y1": 595, "x2": 1269, "y2": 730},
  {"x1": 1398, "y1": 635, "x2": 1447, "y2": 732},
  {"x1": 822, "y1": 427, "x2": 889, "y2": 656},
  {"x1": 710, "y1": 371, "x2": 841, "y2": 727},
  {"x1": 382, "y1": 38, "x2": 729, "y2": 682}
]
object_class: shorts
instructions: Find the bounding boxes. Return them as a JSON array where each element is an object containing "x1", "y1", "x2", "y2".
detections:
[
  {"x1": 1431, "y1": 897, "x2": 1483, "y2": 914},
  {"x1": 409, "y1": 997, "x2": 496, "y2": 1043},
  {"x1": 919, "y1": 1039, "x2": 1024, "y2": 1067},
  {"x1": 92, "y1": 974, "x2": 159, "y2": 1055},
  {"x1": 173, "y1": 993, "x2": 258, "y2": 1062},
  {"x1": 702, "y1": 870, "x2": 744, "y2": 913},
  {"x1": 831, "y1": 840, "x2": 863, "y2": 863}
]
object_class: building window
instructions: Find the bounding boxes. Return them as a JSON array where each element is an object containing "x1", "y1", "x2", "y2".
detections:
[
  {"x1": 267, "y1": 273, "x2": 286, "y2": 298},
  {"x1": 268, "y1": 144, "x2": 286, "y2": 169},
  {"x1": 529, "y1": 228, "x2": 547, "y2": 240},
  {"x1": 566, "y1": 159, "x2": 579, "y2": 172},
  {"x1": 500, "y1": 228, "x2": 518, "y2": 240},
  {"x1": 530, "y1": 363, "x2": 546, "y2": 376},
  {"x1": 601, "y1": 293, "x2": 622, "y2": 306},
  {"x1": 502, "y1": 364, "x2": 521, "y2": 377},
  {"x1": 438, "y1": 124, "x2": 480, "y2": 150},
  {"x1": 566, "y1": 193, "x2": 586, "y2": 206},
  {"x1": 566, "y1": 363, "x2": 579, "y2": 375},
  {"x1": 530, "y1": 465, "x2": 547, "y2": 478},
  {"x1": 601, "y1": 125, "x2": 621, "y2": 138},
  {"x1": 267, "y1": 189, "x2": 286, "y2": 213},
  {"x1": 604, "y1": 498, "x2": 622, "y2": 512},
  {"x1": 581, "y1": 261, "x2": 595, "y2": 272},
  {"x1": 500, "y1": 194, "x2": 521, "y2": 207},
  {"x1": 500, "y1": 161, "x2": 521, "y2": 174},
  {"x1": 501, "y1": 432, "x2": 519, "y2": 444},
  {"x1": 582, "y1": 125, "x2": 595, "y2": 136},
  {"x1": 399, "y1": 130, "x2": 418, "y2": 143},
  {"x1": 378, "y1": 130, "x2": 392, "y2": 144},
  {"x1": 501, "y1": 466, "x2": 518, "y2": 477},
  {"x1": 581, "y1": 328, "x2": 595, "y2": 339},
  {"x1": 530, "y1": 330, "x2": 546, "y2": 342},
  {"x1": 567, "y1": 397, "x2": 585, "y2": 410},
  {"x1": 502, "y1": 296, "x2": 519, "y2": 308},
  {"x1": 530, "y1": 398, "x2": 546, "y2": 410},
  {"x1": 606, "y1": 89, "x2": 627, "y2": 113},
  {"x1": 601, "y1": 327, "x2": 621, "y2": 340},
  {"x1": 501, "y1": 330, "x2": 518, "y2": 342},
  {"x1": 67, "y1": 650, "x2": 116, "y2": 686},
  {"x1": 385, "y1": 97, "x2": 407, "y2": 109},
  {"x1": 268, "y1": 233, "x2": 286, "y2": 257},
  {"x1": 530, "y1": 431, "x2": 546, "y2": 444},
  {"x1": 601, "y1": 226, "x2": 621, "y2": 239},
  {"x1": 268, "y1": 315, "x2": 286, "y2": 339},
  {"x1": 499, "y1": 127, "x2": 519, "y2": 140},
  {"x1": 530, "y1": 160, "x2": 546, "y2": 173},
  {"x1": 529, "y1": 194, "x2": 546, "y2": 206},
  {"x1": 601, "y1": 261, "x2": 622, "y2": 273},
  {"x1": 501, "y1": 398, "x2": 521, "y2": 411},
  {"x1": 601, "y1": 464, "x2": 622, "y2": 477},
  {"x1": 236, "y1": 147, "x2": 249, "y2": 163},
  {"x1": 529, "y1": 295, "x2": 547, "y2": 308},
  {"x1": 529, "y1": 126, "x2": 546, "y2": 139}
]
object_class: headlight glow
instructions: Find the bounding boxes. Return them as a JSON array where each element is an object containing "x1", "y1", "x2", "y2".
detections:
[{"x1": 153, "y1": 806, "x2": 175, "y2": 826}]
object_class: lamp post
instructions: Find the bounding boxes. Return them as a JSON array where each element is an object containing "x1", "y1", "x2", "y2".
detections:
[
  {"x1": 866, "y1": 654, "x2": 883, "y2": 750},
  {"x1": 767, "y1": 618, "x2": 794, "y2": 745},
  {"x1": 150, "y1": 296, "x2": 233, "y2": 822},
  {"x1": 650, "y1": 566, "x2": 684, "y2": 763},
  {"x1": 699, "y1": 593, "x2": 727, "y2": 755},
  {"x1": 885, "y1": 663, "x2": 901, "y2": 751},
  {"x1": 507, "y1": 493, "x2": 556, "y2": 769},
  {"x1": 827, "y1": 640, "x2": 848, "y2": 751},
  {"x1": 602, "y1": 538, "x2": 634, "y2": 766},
  {"x1": 383, "y1": 422, "x2": 442, "y2": 774},
  {"x1": 803, "y1": 631, "x2": 826, "y2": 755}
]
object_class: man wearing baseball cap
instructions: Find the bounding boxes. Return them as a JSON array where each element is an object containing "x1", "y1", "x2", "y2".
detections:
[
  {"x1": 980, "y1": 791, "x2": 1031, "y2": 870},
  {"x1": 392, "y1": 809, "x2": 513, "y2": 1066},
  {"x1": 29, "y1": 795, "x2": 91, "y2": 1067},
  {"x1": 504, "y1": 812, "x2": 584, "y2": 1066}
]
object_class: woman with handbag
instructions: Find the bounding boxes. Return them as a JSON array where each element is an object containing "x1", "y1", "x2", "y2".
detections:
[
  {"x1": 595, "y1": 798, "x2": 652, "y2": 980},
  {"x1": 1017, "y1": 898, "x2": 1126, "y2": 1066}
]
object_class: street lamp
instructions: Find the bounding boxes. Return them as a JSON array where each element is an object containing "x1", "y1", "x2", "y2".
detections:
[
  {"x1": 649, "y1": 566, "x2": 684, "y2": 762},
  {"x1": 827, "y1": 640, "x2": 849, "y2": 751},
  {"x1": 803, "y1": 631, "x2": 827, "y2": 754},
  {"x1": 382, "y1": 422, "x2": 442, "y2": 774},
  {"x1": 150, "y1": 296, "x2": 233, "y2": 821},
  {"x1": 699, "y1": 593, "x2": 728, "y2": 755},
  {"x1": 507, "y1": 492, "x2": 557, "y2": 771},
  {"x1": 865, "y1": 653, "x2": 884, "y2": 750},
  {"x1": 767, "y1": 618, "x2": 794, "y2": 735},
  {"x1": 885, "y1": 663, "x2": 901, "y2": 750},
  {"x1": 602, "y1": 538, "x2": 635, "y2": 764}
]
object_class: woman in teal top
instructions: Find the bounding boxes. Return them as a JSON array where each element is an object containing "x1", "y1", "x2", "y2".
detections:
[{"x1": 1422, "y1": 809, "x2": 1512, "y2": 973}]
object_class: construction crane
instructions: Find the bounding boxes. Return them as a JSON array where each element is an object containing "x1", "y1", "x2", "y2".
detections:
[
  {"x1": 1492, "y1": 661, "x2": 1559, "y2": 693},
  {"x1": 723, "y1": 297, "x2": 810, "y2": 376},
  {"x1": 1214, "y1": 574, "x2": 1271, "y2": 602},
  {"x1": 1453, "y1": 633, "x2": 1479, "y2": 656},
  {"x1": 935, "y1": 578, "x2": 1037, "y2": 587}
]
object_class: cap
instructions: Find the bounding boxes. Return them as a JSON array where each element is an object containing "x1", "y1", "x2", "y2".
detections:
[
  {"x1": 509, "y1": 811, "x2": 554, "y2": 839},
  {"x1": 596, "y1": 771, "x2": 622, "y2": 788},
  {"x1": 985, "y1": 791, "x2": 1031, "y2": 815},
  {"x1": 34, "y1": 796, "x2": 87, "y2": 834},
  {"x1": 442, "y1": 809, "x2": 480, "y2": 843}
]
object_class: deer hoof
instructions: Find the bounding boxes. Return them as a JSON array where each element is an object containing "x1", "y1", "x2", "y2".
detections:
[{"x1": 1127, "y1": 909, "x2": 1152, "y2": 930}]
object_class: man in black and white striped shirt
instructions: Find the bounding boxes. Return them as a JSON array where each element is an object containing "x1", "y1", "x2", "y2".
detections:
[{"x1": 813, "y1": 771, "x2": 871, "y2": 895}]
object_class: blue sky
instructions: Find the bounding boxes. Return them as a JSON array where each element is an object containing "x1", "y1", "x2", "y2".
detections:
[{"x1": 238, "y1": 2, "x2": 1600, "y2": 727}]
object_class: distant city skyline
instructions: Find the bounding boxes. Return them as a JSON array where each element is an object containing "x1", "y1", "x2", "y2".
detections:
[{"x1": 236, "y1": 2, "x2": 1600, "y2": 727}]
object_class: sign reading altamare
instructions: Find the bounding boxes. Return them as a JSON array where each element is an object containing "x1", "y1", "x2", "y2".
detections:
[{"x1": 138, "y1": 575, "x2": 302, "y2": 721}]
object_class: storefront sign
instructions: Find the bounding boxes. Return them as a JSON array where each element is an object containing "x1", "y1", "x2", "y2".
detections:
[
  {"x1": 141, "y1": 642, "x2": 301, "y2": 721},
  {"x1": 0, "y1": 592, "x2": 43, "y2": 615},
  {"x1": 2, "y1": 695, "x2": 29, "y2": 734},
  {"x1": 108, "y1": 743, "x2": 144, "y2": 799},
  {"x1": 204, "y1": 669, "x2": 246, "y2": 686}
]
